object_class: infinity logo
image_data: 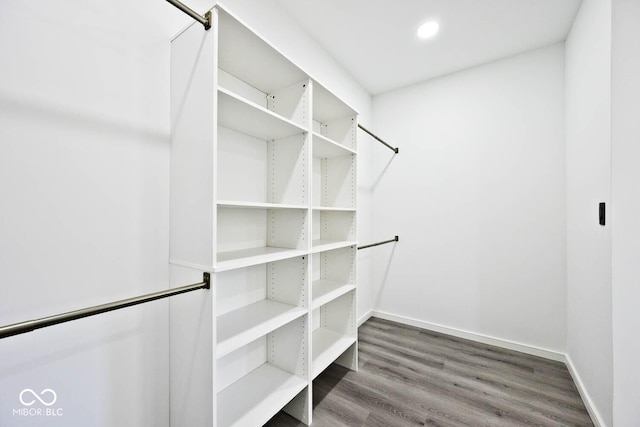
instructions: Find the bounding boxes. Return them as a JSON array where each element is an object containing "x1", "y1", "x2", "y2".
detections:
[{"x1": 19, "y1": 389, "x2": 57, "y2": 406}]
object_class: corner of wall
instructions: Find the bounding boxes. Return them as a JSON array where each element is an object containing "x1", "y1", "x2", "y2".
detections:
[{"x1": 564, "y1": 353, "x2": 607, "y2": 427}]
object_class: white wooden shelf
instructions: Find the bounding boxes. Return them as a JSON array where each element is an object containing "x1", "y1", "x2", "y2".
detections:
[
  {"x1": 218, "y1": 200, "x2": 307, "y2": 210},
  {"x1": 312, "y1": 328, "x2": 356, "y2": 379},
  {"x1": 217, "y1": 362, "x2": 307, "y2": 427},
  {"x1": 313, "y1": 82, "x2": 358, "y2": 124},
  {"x1": 218, "y1": 88, "x2": 307, "y2": 141},
  {"x1": 311, "y1": 239, "x2": 357, "y2": 253},
  {"x1": 217, "y1": 299, "x2": 306, "y2": 358},
  {"x1": 312, "y1": 280, "x2": 355, "y2": 310},
  {"x1": 313, "y1": 205, "x2": 355, "y2": 211},
  {"x1": 312, "y1": 206, "x2": 356, "y2": 212},
  {"x1": 216, "y1": 247, "x2": 307, "y2": 272},
  {"x1": 312, "y1": 132, "x2": 356, "y2": 158}
]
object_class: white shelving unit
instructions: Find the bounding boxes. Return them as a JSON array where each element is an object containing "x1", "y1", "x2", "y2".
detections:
[{"x1": 169, "y1": 6, "x2": 357, "y2": 426}]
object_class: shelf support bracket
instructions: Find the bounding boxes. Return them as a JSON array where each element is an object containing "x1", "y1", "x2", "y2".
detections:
[{"x1": 166, "y1": 0, "x2": 212, "y2": 30}]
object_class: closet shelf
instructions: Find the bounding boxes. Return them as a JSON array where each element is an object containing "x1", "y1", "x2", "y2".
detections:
[
  {"x1": 217, "y1": 362, "x2": 307, "y2": 427},
  {"x1": 218, "y1": 200, "x2": 307, "y2": 210},
  {"x1": 217, "y1": 299, "x2": 306, "y2": 358},
  {"x1": 312, "y1": 280, "x2": 355, "y2": 310},
  {"x1": 218, "y1": 88, "x2": 307, "y2": 141},
  {"x1": 312, "y1": 206, "x2": 356, "y2": 212},
  {"x1": 312, "y1": 328, "x2": 356, "y2": 379},
  {"x1": 215, "y1": 247, "x2": 307, "y2": 272},
  {"x1": 313, "y1": 82, "x2": 358, "y2": 124},
  {"x1": 218, "y1": 9, "x2": 308, "y2": 97},
  {"x1": 312, "y1": 132, "x2": 356, "y2": 158},
  {"x1": 311, "y1": 239, "x2": 357, "y2": 253}
]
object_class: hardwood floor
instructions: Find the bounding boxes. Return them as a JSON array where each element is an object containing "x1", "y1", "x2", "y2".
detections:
[{"x1": 265, "y1": 317, "x2": 593, "y2": 427}]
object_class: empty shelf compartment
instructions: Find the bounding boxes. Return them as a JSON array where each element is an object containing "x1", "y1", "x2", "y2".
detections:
[
  {"x1": 312, "y1": 132, "x2": 356, "y2": 158},
  {"x1": 216, "y1": 206, "x2": 308, "y2": 272},
  {"x1": 217, "y1": 363, "x2": 307, "y2": 427},
  {"x1": 312, "y1": 280, "x2": 355, "y2": 310},
  {"x1": 218, "y1": 88, "x2": 306, "y2": 140},
  {"x1": 217, "y1": 299, "x2": 306, "y2": 358},
  {"x1": 312, "y1": 328, "x2": 356, "y2": 379}
]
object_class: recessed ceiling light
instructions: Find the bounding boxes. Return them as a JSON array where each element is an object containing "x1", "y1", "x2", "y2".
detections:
[{"x1": 417, "y1": 21, "x2": 439, "y2": 39}]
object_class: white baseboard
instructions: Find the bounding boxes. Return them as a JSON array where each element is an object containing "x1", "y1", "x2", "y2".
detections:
[
  {"x1": 368, "y1": 310, "x2": 565, "y2": 362},
  {"x1": 358, "y1": 310, "x2": 373, "y2": 327},
  {"x1": 565, "y1": 354, "x2": 606, "y2": 427}
]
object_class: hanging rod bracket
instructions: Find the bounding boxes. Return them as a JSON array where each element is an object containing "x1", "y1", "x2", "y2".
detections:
[
  {"x1": 204, "y1": 10, "x2": 212, "y2": 31},
  {"x1": 203, "y1": 272, "x2": 211, "y2": 289},
  {"x1": 166, "y1": 0, "x2": 212, "y2": 31}
]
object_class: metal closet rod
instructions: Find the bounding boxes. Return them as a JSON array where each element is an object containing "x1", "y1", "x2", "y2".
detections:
[
  {"x1": 358, "y1": 124, "x2": 399, "y2": 154},
  {"x1": 0, "y1": 273, "x2": 210, "y2": 340},
  {"x1": 358, "y1": 236, "x2": 399, "y2": 250},
  {"x1": 166, "y1": 0, "x2": 212, "y2": 30}
]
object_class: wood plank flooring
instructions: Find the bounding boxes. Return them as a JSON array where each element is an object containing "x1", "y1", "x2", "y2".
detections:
[{"x1": 265, "y1": 317, "x2": 593, "y2": 427}]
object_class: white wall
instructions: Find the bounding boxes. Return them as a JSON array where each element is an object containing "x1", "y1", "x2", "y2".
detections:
[
  {"x1": 564, "y1": 0, "x2": 613, "y2": 425},
  {"x1": 0, "y1": 1, "x2": 183, "y2": 426},
  {"x1": 371, "y1": 44, "x2": 567, "y2": 355},
  {"x1": 217, "y1": 0, "x2": 375, "y2": 323},
  {"x1": 0, "y1": 0, "x2": 371, "y2": 427},
  {"x1": 0, "y1": 1, "x2": 371, "y2": 426},
  {"x1": 611, "y1": 0, "x2": 640, "y2": 425}
]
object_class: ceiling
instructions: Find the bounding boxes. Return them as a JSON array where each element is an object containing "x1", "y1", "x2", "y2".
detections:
[{"x1": 275, "y1": 0, "x2": 582, "y2": 95}]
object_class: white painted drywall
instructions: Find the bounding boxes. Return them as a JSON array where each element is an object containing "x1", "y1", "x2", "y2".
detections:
[
  {"x1": 0, "y1": 1, "x2": 372, "y2": 426},
  {"x1": 0, "y1": 1, "x2": 175, "y2": 426},
  {"x1": 565, "y1": 0, "x2": 613, "y2": 424},
  {"x1": 611, "y1": 0, "x2": 640, "y2": 424},
  {"x1": 371, "y1": 44, "x2": 567, "y2": 354},
  {"x1": 217, "y1": 0, "x2": 375, "y2": 323}
]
